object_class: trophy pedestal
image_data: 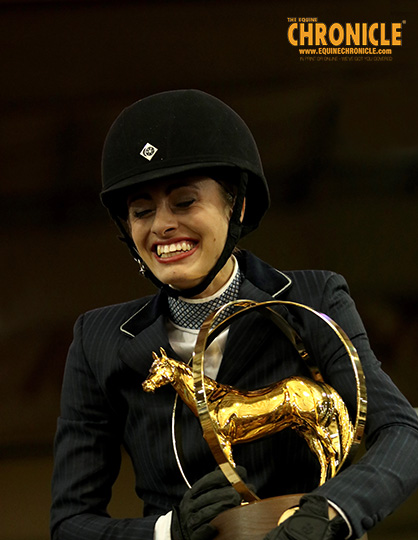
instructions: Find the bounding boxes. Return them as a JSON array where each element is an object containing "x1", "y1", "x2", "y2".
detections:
[
  {"x1": 211, "y1": 494, "x2": 368, "y2": 540},
  {"x1": 210, "y1": 494, "x2": 303, "y2": 540}
]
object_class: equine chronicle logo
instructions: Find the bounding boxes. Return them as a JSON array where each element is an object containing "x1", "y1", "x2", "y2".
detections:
[{"x1": 287, "y1": 18, "x2": 406, "y2": 62}]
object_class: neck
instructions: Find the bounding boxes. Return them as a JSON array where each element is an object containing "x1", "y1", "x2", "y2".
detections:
[
  {"x1": 167, "y1": 257, "x2": 241, "y2": 330},
  {"x1": 179, "y1": 256, "x2": 236, "y2": 300},
  {"x1": 169, "y1": 358, "x2": 218, "y2": 416},
  {"x1": 192, "y1": 257, "x2": 235, "y2": 299}
]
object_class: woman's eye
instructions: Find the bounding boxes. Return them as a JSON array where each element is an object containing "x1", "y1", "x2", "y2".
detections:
[
  {"x1": 131, "y1": 209, "x2": 152, "y2": 219},
  {"x1": 176, "y1": 199, "x2": 195, "y2": 208}
]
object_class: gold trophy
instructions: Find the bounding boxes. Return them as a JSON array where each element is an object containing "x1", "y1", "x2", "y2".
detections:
[{"x1": 142, "y1": 300, "x2": 368, "y2": 540}]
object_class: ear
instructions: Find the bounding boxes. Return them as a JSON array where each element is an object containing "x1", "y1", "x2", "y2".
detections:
[
  {"x1": 240, "y1": 197, "x2": 246, "y2": 223},
  {"x1": 227, "y1": 195, "x2": 246, "y2": 222}
]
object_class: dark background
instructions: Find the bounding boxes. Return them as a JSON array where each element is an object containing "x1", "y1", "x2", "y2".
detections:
[{"x1": 0, "y1": 2, "x2": 417, "y2": 539}]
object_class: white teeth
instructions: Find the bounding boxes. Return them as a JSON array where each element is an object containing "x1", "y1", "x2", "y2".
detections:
[{"x1": 156, "y1": 242, "x2": 195, "y2": 257}]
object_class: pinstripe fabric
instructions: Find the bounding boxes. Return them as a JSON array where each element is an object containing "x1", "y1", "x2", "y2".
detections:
[{"x1": 51, "y1": 250, "x2": 418, "y2": 540}]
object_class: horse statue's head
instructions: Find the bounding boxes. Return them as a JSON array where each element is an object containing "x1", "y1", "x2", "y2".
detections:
[{"x1": 142, "y1": 349, "x2": 175, "y2": 392}]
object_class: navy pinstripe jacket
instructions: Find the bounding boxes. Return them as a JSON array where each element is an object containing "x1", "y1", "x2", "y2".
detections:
[{"x1": 50, "y1": 251, "x2": 418, "y2": 540}]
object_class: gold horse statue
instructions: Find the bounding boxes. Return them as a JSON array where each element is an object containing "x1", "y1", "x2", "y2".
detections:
[{"x1": 142, "y1": 348, "x2": 354, "y2": 485}]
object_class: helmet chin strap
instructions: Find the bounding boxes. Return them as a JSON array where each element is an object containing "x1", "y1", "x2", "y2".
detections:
[{"x1": 114, "y1": 172, "x2": 248, "y2": 299}]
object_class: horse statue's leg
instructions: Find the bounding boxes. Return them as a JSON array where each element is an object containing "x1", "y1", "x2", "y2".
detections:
[
  {"x1": 221, "y1": 439, "x2": 236, "y2": 467},
  {"x1": 304, "y1": 434, "x2": 330, "y2": 486},
  {"x1": 204, "y1": 427, "x2": 236, "y2": 468}
]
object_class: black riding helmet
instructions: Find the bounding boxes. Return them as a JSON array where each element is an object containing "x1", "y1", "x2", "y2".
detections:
[{"x1": 100, "y1": 89, "x2": 270, "y2": 298}]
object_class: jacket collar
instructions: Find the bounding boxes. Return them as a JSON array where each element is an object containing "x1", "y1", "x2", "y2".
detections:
[
  {"x1": 117, "y1": 251, "x2": 293, "y2": 377},
  {"x1": 118, "y1": 292, "x2": 172, "y2": 375},
  {"x1": 119, "y1": 250, "x2": 292, "y2": 338},
  {"x1": 120, "y1": 292, "x2": 166, "y2": 338},
  {"x1": 235, "y1": 250, "x2": 292, "y2": 298}
]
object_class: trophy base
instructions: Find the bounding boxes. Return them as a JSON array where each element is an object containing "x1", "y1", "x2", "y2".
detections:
[
  {"x1": 210, "y1": 494, "x2": 303, "y2": 540},
  {"x1": 210, "y1": 494, "x2": 368, "y2": 540}
]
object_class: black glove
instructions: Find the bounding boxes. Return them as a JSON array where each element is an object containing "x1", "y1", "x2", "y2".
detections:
[
  {"x1": 171, "y1": 466, "x2": 247, "y2": 540},
  {"x1": 264, "y1": 494, "x2": 349, "y2": 540}
]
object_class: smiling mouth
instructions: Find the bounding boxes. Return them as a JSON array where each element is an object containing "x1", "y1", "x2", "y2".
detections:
[{"x1": 156, "y1": 241, "x2": 196, "y2": 259}]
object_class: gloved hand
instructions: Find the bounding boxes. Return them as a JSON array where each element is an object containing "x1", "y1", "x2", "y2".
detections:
[
  {"x1": 171, "y1": 466, "x2": 247, "y2": 540},
  {"x1": 264, "y1": 494, "x2": 349, "y2": 540}
]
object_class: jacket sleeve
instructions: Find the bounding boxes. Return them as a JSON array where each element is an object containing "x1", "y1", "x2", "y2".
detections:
[
  {"x1": 50, "y1": 314, "x2": 159, "y2": 540},
  {"x1": 310, "y1": 273, "x2": 418, "y2": 538}
]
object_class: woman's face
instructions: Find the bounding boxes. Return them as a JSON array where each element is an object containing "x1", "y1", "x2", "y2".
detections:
[{"x1": 127, "y1": 175, "x2": 235, "y2": 297}]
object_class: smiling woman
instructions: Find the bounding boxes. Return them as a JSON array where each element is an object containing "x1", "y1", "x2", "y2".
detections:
[
  {"x1": 50, "y1": 89, "x2": 418, "y2": 540},
  {"x1": 99, "y1": 89, "x2": 268, "y2": 298}
]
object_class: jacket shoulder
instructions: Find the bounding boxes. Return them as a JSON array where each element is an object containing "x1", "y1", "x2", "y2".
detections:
[
  {"x1": 283, "y1": 268, "x2": 346, "y2": 286},
  {"x1": 279, "y1": 269, "x2": 350, "y2": 309},
  {"x1": 238, "y1": 251, "x2": 347, "y2": 301},
  {"x1": 73, "y1": 295, "x2": 156, "y2": 356},
  {"x1": 82, "y1": 295, "x2": 155, "y2": 326}
]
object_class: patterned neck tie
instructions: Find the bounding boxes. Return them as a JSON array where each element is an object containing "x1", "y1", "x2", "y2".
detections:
[{"x1": 167, "y1": 269, "x2": 243, "y2": 330}]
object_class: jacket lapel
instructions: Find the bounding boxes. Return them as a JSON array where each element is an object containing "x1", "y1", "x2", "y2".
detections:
[
  {"x1": 217, "y1": 252, "x2": 294, "y2": 384},
  {"x1": 118, "y1": 292, "x2": 179, "y2": 377}
]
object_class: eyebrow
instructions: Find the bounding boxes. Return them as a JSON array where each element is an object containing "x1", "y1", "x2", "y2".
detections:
[{"x1": 128, "y1": 180, "x2": 199, "y2": 204}]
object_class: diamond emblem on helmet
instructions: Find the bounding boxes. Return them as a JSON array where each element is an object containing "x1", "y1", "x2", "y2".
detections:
[{"x1": 140, "y1": 143, "x2": 158, "y2": 161}]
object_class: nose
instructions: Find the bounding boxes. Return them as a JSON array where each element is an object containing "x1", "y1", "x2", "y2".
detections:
[{"x1": 151, "y1": 204, "x2": 178, "y2": 237}]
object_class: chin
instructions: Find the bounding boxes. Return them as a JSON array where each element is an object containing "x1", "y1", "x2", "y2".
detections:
[
  {"x1": 164, "y1": 273, "x2": 205, "y2": 292},
  {"x1": 168, "y1": 279, "x2": 202, "y2": 291}
]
